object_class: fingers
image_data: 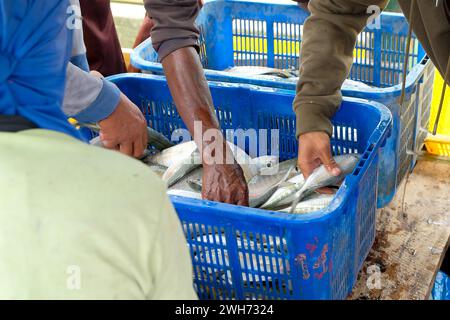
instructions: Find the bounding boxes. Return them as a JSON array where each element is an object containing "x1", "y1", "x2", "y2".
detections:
[
  {"x1": 236, "y1": 193, "x2": 249, "y2": 207},
  {"x1": 119, "y1": 142, "x2": 134, "y2": 157},
  {"x1": 97, "y1": 92, "x2": 148, "y2": 159},
  {"x1": 298, "y1": 131, "x2": 341, "y2": 178},
  {"x1": 133, "y1": 135, "x2": 147, "y2": 158},
  {"x1": 202, "y1": 184, "x2": 249, "y2": 206},
  {"x1": 298, "y1": 157, "x2": 321, "y2": 180},
  {"x1": 318, "y1": 148, "x2": 341, "y2": 177},
  {"x1": 101, "y1": 134, "x2": 120, "y2": 151},
  {"x1": 201, "y1": 164, "x2": 249, "y2": 206}
]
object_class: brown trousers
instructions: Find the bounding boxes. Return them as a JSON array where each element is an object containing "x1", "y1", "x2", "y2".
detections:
[{"x1": 79, "y1": 0, "x2": 127, "y2": 76}]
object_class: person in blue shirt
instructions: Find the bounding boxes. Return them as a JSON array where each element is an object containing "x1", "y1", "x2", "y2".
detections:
[{"x1": 62, "y1": 0, "x2": 147, "y2": 158}]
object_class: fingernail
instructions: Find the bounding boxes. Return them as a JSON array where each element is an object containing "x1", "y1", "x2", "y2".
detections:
[{"x1": 332, "y1": 168, "x2": 341, "y2": 176}]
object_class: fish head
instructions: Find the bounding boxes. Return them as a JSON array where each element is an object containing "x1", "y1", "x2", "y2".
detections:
[
  {"x1": 336, "y1": 153, "x2": 361, "y2": 175},
  {"x1": 253, "y1": 155, "x2": 280, "y2": 175}
]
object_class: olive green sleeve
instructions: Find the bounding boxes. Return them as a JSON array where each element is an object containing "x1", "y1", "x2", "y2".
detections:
[{"x1": 294, "y1": 0, "x2": 388, "y2": 137}]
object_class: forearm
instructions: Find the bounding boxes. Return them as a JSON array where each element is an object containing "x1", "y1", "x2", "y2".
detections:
[
  {"x1": 294, "y1": 0, "x2": 388, "y2": 137},
  {"x1": 132, "y1": 15, "x2": 154, "y2": 49},
  {"x1": 162, "y1": 47, "x2": 221, "y2": 151}
]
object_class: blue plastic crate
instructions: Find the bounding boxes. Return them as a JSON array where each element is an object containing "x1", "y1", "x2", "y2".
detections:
[
  {"x1": 106, "y1": 74, "x2": 391, "y2": 300},
  {"x1": 131, "y1": 0, "x2": 435, "y2": 208}
]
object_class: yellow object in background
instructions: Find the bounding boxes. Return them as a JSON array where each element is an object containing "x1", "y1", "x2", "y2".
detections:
[
  {"x1": 122, "y1": 48, "x2": 132, "y2": 69},
  {"x1": 425, "y1": 134, "x2": 450, "y2": 157},
  {"x1": 425, "y1": 70, "x2": 450, "y2": 157},
  {"x1": 428, "y1": 70, "x2": 450, "y2": 135}
]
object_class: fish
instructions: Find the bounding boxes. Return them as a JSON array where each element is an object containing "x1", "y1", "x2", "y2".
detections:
[
  {"x1": 89, "y1": 135, "x2": 103, "y2": 147},
  {"x1": 84, "y1": 122, "x2": 174, "y2": 151},
  {"x1": 167, "y1": 189, "x2": 202, "y2": 199},
  {"x1": 145, "y1": 126, "x2": 174, "y2": 151},
  {"x1": 342, "y1": 79, "x2": 372, "y2": 90},
  {"x1": 193, "y1": 233, "x2": 288, "y2": 273},
  {"x1": 224, "y1": 66, "x2": 296, "y2": 79},
  {"x1": 143, "y1": 140, "x2": 198, "y2": 168},
  {"x1": 187, "y1": 165, "x2": 293, "y2": 208},
  {"x1": 260, "y1": 173, "x2": 306, "y2": 210},
  {"x1": 224, "y1": 66, "x2": 373, "y2": 91},
  {"x1": 187, "y1": 179, "x2": 202, "y2": 192},
  {"x1": 162, "y1": 151, "x2": 202, "y2": 187},
  {"x1": 259, "y1": 157, "x2": 297, "y2": 177},
  {"x1": 147, "y1": 163, "x2": 167, "y2": 178},
  {"x1": 150, "y1": 140, "x2": 279, "y2": 187},
  {"x1": 288, "y1": 154, "x2": 360, "y2": 213},
  {"x1": 278, "y1": 193, "x2": 335, "y2": 214},
  {"x1": 247, "y1": 166, "x2": 294, "y2": 207}
]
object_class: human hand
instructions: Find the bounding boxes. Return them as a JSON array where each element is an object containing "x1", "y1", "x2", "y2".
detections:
[
  {"x1": 201, "y1": 140, "x2": 249, "y2": 206},
  {"x1": 98, "y1": 93, "x2": 148, "y2": 158},
  {"x1": 297, "y1": 131, "x2": 341, "y2": 184},
  {"x1": 202, "y1": 162, "x2": 249, "y2": 206}
]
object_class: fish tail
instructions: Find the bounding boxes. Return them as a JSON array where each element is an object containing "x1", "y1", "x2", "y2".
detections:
[
  {"x1": 187, "y1": 179, "x2": 203, "y2": 192},
  {"x1": 147, "y1": 127, "x2": 174, "y2": 151},
  {"x1": 77, "y1": 122, "x2": 101, "y2": 132},
  {"x1": 288, "y1": 188, "x2": 306, "y2": 214}
]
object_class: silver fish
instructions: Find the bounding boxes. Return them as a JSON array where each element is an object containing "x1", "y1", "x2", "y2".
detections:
[
  {"x1": 247, "y1": 166, "x2": 294, "y2": 207},
  {"x1": 89, "y1": 135, "x2": 103, "y2": 147},
  {"x1": 145, "y1": 127, "x2": 174, "y2": 151},
  {"x1": 224, "y1": 66, "x2": 296, "y2": 79},
  {"x1": 158, "y1": 140, "x2": 278, "y2": 187},
  {"x1": 193, "y1": 234, "x2": 288, "y2": 275},
  {"x1": 187, "y1": 179, "x2": 202, "y2": 192},
  {"x1": 146, "y1": 140, "x2": 264, "y2": 172},
  {"x1": 225, "y1": 67, "x2": 373, "y2": 91},
  {"x1": 85, "y1": 123, "x2": 174, "y2": 151},
  {"x1": 167, "y1": 189, "x2": 202, "y2": 199},
  {"x1": 187, "y1": 166, "x2": 292, "y2": 208},
  {"x1": 278, "y1": 193, "x2": 335, "y2": 214},
  {"x1": 147, "y1": 164, "x2": 167, "y2": 178},
  {"x1": 260, "y1": 173, "x2": 305, "y2": 210},
  {"x1": 191, "y1": 233, "x2": 290, "y2": 290},
  {"x1": 162, "y1": 151, "x2": 202, "y2": 187},
  {"x1": 259, "y1": 157, "x2": 298, "y2": 177},
  {"x1": 289, "y1": 154, "x2": 360, "y2": 213},
  {"x1": 144, "y1": 140, "x2": 198, "y2": 168}
]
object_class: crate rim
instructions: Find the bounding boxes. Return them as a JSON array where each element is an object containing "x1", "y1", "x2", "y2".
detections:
[
  {"x1": 130, "y1": 7, "x2": 429, "y2": 101},
  {"x1": 108, "y1": 73, "x2": 392, "y2": 226}
]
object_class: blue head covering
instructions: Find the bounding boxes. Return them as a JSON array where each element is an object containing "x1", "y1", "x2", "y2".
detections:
[{"x1": 0, "y1": 0, "x2": 81, "y2": 138}]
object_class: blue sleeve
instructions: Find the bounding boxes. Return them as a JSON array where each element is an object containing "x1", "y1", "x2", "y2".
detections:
[
  {"x1": 74, "y1": 78, "x2": 121, "y2": 122},
  {"x1": 63, "y1": 63, "x2": 121, "y2": 123}
]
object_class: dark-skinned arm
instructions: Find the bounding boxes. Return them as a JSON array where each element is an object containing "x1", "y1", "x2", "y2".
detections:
[
  {"x1": 162, "y1": 48, "x2": 248, "y2": 205},
  {"x1": 294, "y1": 0, "x2": 387, "y2": 179},
  {"x1": 145, "y1": 0, "x2": 248, "y2": 205}
]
